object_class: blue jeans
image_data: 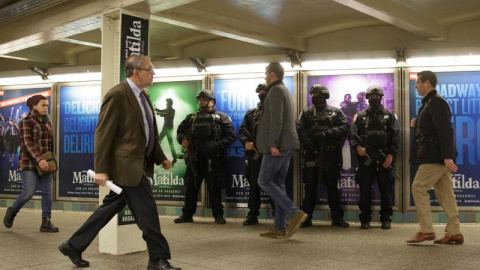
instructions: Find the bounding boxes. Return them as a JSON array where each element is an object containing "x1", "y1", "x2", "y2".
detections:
[
  {"x1": 258, "y1": 149, "x2": 297, "y2": 230},
  {"x1": 12, "y1": 170, "x2": 53, "y2": 218}
]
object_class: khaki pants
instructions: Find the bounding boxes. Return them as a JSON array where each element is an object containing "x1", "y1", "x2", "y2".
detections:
[{"x1": 412, "y1": 163, "x2": 461, "y2": 236}]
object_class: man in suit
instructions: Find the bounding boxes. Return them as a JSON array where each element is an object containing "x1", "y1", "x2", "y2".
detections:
[
  {"x1": 58, "y1": 55, "x2": 181, "y2": 270},
  {"x1": 257, "y1": 62, "x2": 307, "y2": 239}
]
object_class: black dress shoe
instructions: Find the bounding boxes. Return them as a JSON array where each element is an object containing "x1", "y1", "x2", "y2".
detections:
[
  {"x1": 332, "y1": 219, "x2": 350, "y2": 228},
  {"x1": 148, "y1": 259, "x2": 181, "y2": 270},
  {"x1": 381, "y1": 220, "x2": 391, "y2": 230},
  {"x1": 173, "y1": 215, "x2": 193, "y2": 223},
  {"x1": 3, "y1": 207, "x2": 16, "y2": 228},
  {"x1": 214, "y1": 217, "x2": 226, "y2": 224},
  {"x1": 243, "y1": 215, "x2": 259, "y2": 226},
  {"x1": 360, "y1": 222, "x2": 371, "y2": 229},
  {"x1": 58, "y1": 241, "x2": 89, "y2": 267}
]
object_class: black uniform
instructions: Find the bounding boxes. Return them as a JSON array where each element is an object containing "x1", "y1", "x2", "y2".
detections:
[
  {"x1": 176, "y1": 108, "x2": 236, "y2": 219},
  {"x1": 238, "y1": 103, "x2": 273, "y2": 218},
  {"x1": 297, "y1": 105, "x2": 349, "y2": 222},
  {"x1": 350, "y1": 105, "x2": 400, "y2": 224}
]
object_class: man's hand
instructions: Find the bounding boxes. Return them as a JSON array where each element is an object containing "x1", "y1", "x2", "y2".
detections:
[
  {"x1": 383, "y1": 154, "x2": 394, "y2": 168},
  {"x1": 38, "y1": 159, "x2": 49, "y2": 171},
  {"x1": 95, "y1": 173, "x2": 109, "y2": 186},
  {"x1": 245, "y1": 142, "x2": 257, "y2": 152},
  {"x1": 270, "y1": 147, "x2": 281, "y2": 156},
  {"x1": 410, "y1": 118, "x2": 416, "y2": 128},
  {"x1": 162, "y1": 160, "x2": 172, "y2": 170},
  {"x1": 444, "y1": 159, "x2": 458, "y2": 173},
  {"x1": 181, "y1": 139, "x2": 189, "y2": 149},
  {"x1": 356, "y1": 146, "x2": 368, "y2": 157}
]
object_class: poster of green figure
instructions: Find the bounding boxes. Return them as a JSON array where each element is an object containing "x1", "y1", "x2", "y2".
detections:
[{"x1": 147, "y1": 79, "x2": 202, "y2": 203}]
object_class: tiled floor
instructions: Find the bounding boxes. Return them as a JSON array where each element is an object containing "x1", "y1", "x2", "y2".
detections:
[{"x1": 1, "y1": 208, "x2": 479, "y2": 270}]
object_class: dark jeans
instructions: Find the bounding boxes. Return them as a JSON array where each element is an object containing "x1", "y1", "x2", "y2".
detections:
[
  {"x1": 68, "y1": 176, "x2": 171, "y2": 261},
  {"x1": 355, "y1": 156, "x2": 395, "y2": 223},
  {"x1": 182, "y1": 157, "x2": 225, "y2": 218},
  {"x1": 258, "y1": 150, "x2": 297, "y2": 230},
  {"x1": 245, "y1": 154, "x2": 274, "y2": 217},
  {"x1": 301, "y1": 163, "x2": 344, "y2": 221},
  {"x1": 12, "y1": 170, "x2": 53, "y2": 218}
]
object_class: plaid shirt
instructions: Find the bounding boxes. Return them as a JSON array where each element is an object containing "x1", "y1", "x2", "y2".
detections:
[{"x1": 18, "y1": 112, "x2": 53, "y2": 171}]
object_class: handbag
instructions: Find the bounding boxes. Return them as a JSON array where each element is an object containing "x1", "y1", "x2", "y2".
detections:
[{"x1": 36, "y1": 151, "x2": 58, "y2": 176}]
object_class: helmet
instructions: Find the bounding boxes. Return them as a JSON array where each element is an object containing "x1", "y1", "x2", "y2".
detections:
[
  {"x1": 166, "y1": 98, "x2": 173, "y2": 105},
  {"x1": 309, "y1": 84, "x2": 330, "y2": 99},
  {"x1": 196, "y1": 90, "x2": 215, "y2": 103},
  {"x1": 366, "y1": 85, "x2": 384, "y2": 99},
  {"x1": 256, "y1": 83, "x2": 267, "y2": 93}
]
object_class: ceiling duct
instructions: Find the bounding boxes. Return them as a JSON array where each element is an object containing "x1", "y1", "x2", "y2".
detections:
[{"x1": 0, "y1": 0, "x2": 70, "y2": 26}]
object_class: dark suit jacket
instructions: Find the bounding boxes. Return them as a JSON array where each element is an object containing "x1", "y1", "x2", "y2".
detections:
[{"x1": 94, "y1": 81, "x2": 167, "y2": 186}]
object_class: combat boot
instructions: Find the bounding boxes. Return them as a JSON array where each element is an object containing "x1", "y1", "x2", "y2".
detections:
[
  {"x1": 3, "y1": 207, "x2": 16, "y2": 228},
  {"x1": 40, "y1": 217, "x2": 59, "y2": 232}
]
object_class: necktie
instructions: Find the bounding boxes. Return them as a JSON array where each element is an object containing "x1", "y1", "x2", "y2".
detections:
[{"x1": 140, "y1": 90, "x2": 154, "y2": 156}]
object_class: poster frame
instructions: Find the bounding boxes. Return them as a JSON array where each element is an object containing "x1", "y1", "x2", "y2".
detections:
[
  {"x1": 210, "y1": 71, "x2": 301, "y2": 209},
  {"x1": 302, "y1": 68, "x2": 402, "y2": 211},
  {"x1": 0, "y1": 83, "x2": 55, "y2": 199},
  {"x1": 150, "y1": 75, "x2": 207, "y2": 207},
  {"x1": 403, "y1": 66, "x2": 480, "y2": 211},
  {"x1": 55, "y1": 81, "x2": 101, "y2": 202}
]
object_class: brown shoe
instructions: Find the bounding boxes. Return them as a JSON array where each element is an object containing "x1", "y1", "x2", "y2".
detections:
[
  {"x1": 259, "y1": 228, "x2": 286, "y2": 238},
  {"x1": 434, "y1": 234, "x2": 464, "y2": 245},
  {"x1": 406, "y1": 232, "x2": 435, "y2": 243},
  {"x1": 286, "y1": 211, "x2": 308, "y2": 238}
]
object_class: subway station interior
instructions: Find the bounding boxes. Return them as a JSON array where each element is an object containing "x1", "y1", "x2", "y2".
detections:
[{"x1": 1, "y1": 0, "x2": 480, "y2": 269}]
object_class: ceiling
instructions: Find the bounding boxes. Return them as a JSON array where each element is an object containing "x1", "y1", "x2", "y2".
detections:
[{"x1": 0, "y1": 0, "x2": 479, "y2": 75}]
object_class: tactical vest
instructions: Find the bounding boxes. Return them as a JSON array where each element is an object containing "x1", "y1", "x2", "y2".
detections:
[
  {"x1": 191, "y1": 111, "x2": 222, "y2": 139},
  {"x1": 306, "y1": 106, "x2": 334, "y2": 134},
  {"x1": 358, "y1": 108, "x2": 391, "y2": 147}
]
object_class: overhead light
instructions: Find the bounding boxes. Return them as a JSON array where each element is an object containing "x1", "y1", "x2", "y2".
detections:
[
  {"x1": 286, "y1": 51, "x2": 302, "y2": 68},
  {"x1": 188, "y1": 57, "x2": 206, "y2": 73},
  {"x1": 28, "y1": 66, "x2": 49, "y2": 80}
]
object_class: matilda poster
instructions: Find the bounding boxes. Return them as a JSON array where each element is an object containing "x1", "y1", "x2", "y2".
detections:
[
  {"x1": 408, "y1": 70, "x2": 480, "y2": 207},
  {"x1": 0, "y1": 87, "x2": 52, "y2": 196},
  {"x1": 213, "y1": 77, "x2": 295, "y2": 205},
  {"x1": 57, "y1": 84, "x2": 101, "y2": 200},
  {"x1": 307, "y1": 73, "x2": 396, "y2": 207},
  {"x1": 148, "y1": 80, "x2": 202, "y2": 202}
]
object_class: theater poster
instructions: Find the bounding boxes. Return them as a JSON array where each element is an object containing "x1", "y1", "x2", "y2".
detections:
[
  {"x1": 57, "y1": 83, "x2": 101, "y2": 201},
  {"x1": 407, "y1": 69, "x2": 480, "y2": 209},
  {"x1": 148, "y1": 78, "x2": 203, "y2": 204},
  {"x1": 305, "y1": 70, "x2": 400, "y2": 209},
  {"x1": 0, "y1": 86, "x2": 52, "y2": 197},
  {"x1": 212, "y1": 75, "x2": 295, "y2": 206}
]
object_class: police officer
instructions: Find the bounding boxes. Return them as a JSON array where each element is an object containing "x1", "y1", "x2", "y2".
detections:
[
  {"x1": 350, "y1": 85, "x2": 400, "y2": 229},
  {"x1": 238, "y1": 83, "x2": 274, "y2": 226},
  {"x1": 297, "y1": 84, "x2": 349, "y2": 228},
  {"x1": 174, "y1": 90, "x2": 236, "y2": 224}
]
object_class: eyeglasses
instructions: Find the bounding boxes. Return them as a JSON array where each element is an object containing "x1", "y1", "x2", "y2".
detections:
[{"x1": 136, "y1": 67, "x2": 155, "y2": 73}]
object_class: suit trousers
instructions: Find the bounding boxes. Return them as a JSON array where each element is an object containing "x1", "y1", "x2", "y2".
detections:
[
  {"x1": 68, "y1": 175, "x2": 171, "y2": 261},
  {"x1": 412, "y1": 163, "x2": 461, "y2": 236}
]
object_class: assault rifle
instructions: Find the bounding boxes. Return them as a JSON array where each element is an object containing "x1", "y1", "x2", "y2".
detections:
[
  {"x1": 240, "y1": 126, "x2": 261, "y2": 161},
  {"x1": 350, "y1": 133, "x2": 401, "y2": 181},
  {"x1": 186, "y1": 128, "x2": 200, "y2": 189}
]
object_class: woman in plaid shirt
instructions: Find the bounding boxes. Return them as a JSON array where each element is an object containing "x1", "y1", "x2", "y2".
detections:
[{"x1": 3, "y1": 95, "x2": 59, "y2": 232}]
